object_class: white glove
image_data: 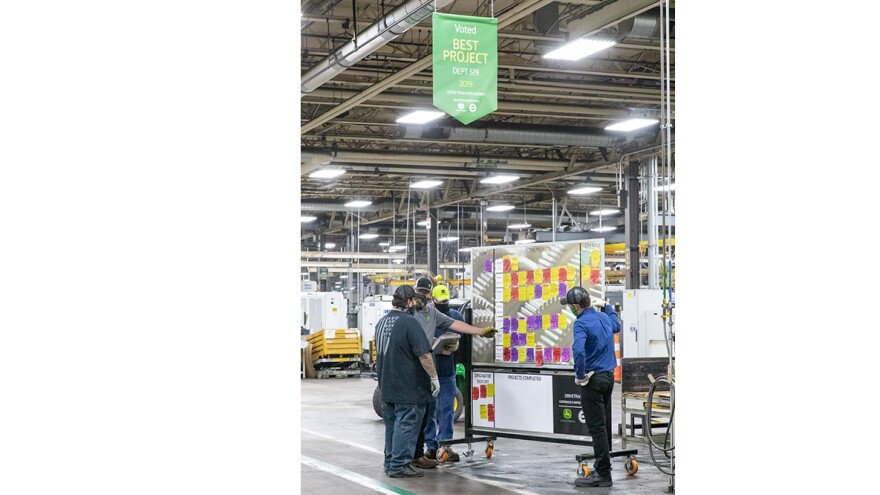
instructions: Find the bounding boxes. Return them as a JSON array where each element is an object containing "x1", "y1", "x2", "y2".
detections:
[
  {"x1": 430, "y1": 377, "x2": 441, "y2": 397},
  {"x1": 591, "y1": 298, "x2": 608, "y2": 308},
  {"x1": 574, "y1": 371, "x2": 595, "y2": 386}
]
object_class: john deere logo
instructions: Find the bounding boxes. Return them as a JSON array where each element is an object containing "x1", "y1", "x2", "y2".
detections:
[{"x1": 563, "y1": 409, "x2": 573, "y2": 419}]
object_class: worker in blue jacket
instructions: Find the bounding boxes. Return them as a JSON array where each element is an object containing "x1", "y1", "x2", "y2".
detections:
[{"x1": 566, "y1": 286, "x2": 621, "y2": 488}]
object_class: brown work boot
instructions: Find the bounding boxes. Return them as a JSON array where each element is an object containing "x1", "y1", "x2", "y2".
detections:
[{"x1": 411, "y1": 456, "x2": 439, "y2": 469}]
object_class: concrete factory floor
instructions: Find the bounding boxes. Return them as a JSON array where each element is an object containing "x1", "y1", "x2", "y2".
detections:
[{"x1": 301, "y1": 376, "x2": 674, "y2": 494}]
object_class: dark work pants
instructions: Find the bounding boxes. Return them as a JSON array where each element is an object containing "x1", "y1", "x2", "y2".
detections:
[
  {"x1": 413, "y1": 397, "x2": 437, "y2": 459},
  {"x1": 580, "y1": 371, "x2": 615, "y2": 477}
]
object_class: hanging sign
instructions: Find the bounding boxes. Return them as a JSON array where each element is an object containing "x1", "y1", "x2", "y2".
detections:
[{"x1": 432, "y1": 13, "x2": 498, "y2": 124}]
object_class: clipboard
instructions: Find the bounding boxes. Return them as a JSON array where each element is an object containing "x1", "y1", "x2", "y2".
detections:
[{"x1": 431, "y1": 332, "x2": 461, "y2": 352}]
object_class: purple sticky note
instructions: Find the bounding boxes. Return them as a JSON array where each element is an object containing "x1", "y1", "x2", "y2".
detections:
[
  {"x1": 561, "y1": 347, "x2": 571, "y2": 362},
  {"x1": 484, "y1": 259, "x2": 493, "y2": 273},
  {"x1": 526, "y1": 348, "x2": 535, "y2": 362},
  {"x1": 551, "y1": 314, "x2": 559, "y2": 329},
  {"x1": 512, "y1": 332, "x2": 521, "y2": 346},
  {"x1": 543, "y1": 347, "x2": 553, "y2": 362},
  {"x1": 559, "y1": 282, "x2": 567, "y2": 298},
  {"x1": 527, "y1": 316, "x2": 536, "y2": 331},
  {"x1": 511, "y1": 347, "x2": 519, "y2": 361},
  {"x1": 535, "y1": 284, "x2": 542, "y2": 299}
]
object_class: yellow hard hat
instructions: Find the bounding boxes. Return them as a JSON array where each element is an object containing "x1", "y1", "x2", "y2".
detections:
[{"x1": 432, "y1": 284, "x2": 451, "y2": 302}]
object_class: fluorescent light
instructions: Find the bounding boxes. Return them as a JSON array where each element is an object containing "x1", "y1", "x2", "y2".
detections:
[
  {"x1": 324, "y1": 242, "x2": 336, "y2": 249},
  {"x1": 605, "y1": 118, "x2": 659, "y2": 132},
  {"x1": 396, "y1": 110, "x2": 445, "y2": 125},
  {"x1": 545, "y1": 38, "x2": 616, "y2": 61},
  {"x1": 515, "y1": 238, "x2": 536, "y2": 244},
  {"x1": 345, "y1": 200, "x2": 372, "y2": 208},
  {"x1": 480, "y1": 175, "x2": 520, "y2": 185},
  {"x1": 568, "y1": 186, "x2": 602, "y2": 195},
  {"x1": 458, "y1": 247, "x2": 473, "y2": 253},
  {"x1": 486, "y1": 204, "x2": 515, "y2": 212},
  {"x1": 378, "y1": 242, "x2": 390, "y2": 247},
  {"x1": 590, "y1": 209, "x2": 620, "y2": 216},
  {"x1": 417, "y1": 220, "x2": 430, "y2": 226},
  {"x1": 508, "y1": 223, "x2": 531, "y2": 229},
  {"x1": 392, "y1": 259, "x2": 404, "y2": 264},
  {"x1": 358, "y1": 233, "x2": 379, "y2": 239},
  {"x1": 658, "y1": 183, "x2": 676, "y2": 192},
  {"x1": 301, "y1": 216, "x2": 317, "y2": 222},
  {"x1": 309, "y1": 168, "x2": 346, "y2": 179},
  {"x1": 411, "y1": 180, "x2": 443, "y2": 189},
  {"x1": 590, "y1": 226, "x2": 617, "y2": 233},
  {"x1": 439, "y1": 236, "x2": 460, "y2": 242},
  {"x1": 389, "y1": 245, "x2": 407, "y2": 252}
]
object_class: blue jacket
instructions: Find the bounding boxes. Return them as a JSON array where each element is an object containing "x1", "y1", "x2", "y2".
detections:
[{"x1": 572, "y1": 305, "x2": 621, "y2": 379}]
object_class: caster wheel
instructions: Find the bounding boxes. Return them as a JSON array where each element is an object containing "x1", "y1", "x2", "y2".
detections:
[
  {"x1": 625, "y1": 459, "x2": 639, "y2": 475},
  {"x1": 485, "y1": 443, "x2": 494, "y2": 459},
  {"x1": 438, "y1": 448, "x2": 449, "y2": 464},
  {"x1": 577, "y1": 464, "x2": 590, "y2": 478}
]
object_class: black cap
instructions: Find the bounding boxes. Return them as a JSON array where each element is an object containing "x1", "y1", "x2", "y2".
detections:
[
  {"x1": 394, "y1": 285, "x2": 417, "y2": 300},
  {"x1": 415, "y1": 277, "x2": 433, "y2": 293},
  {"x1": 565, "y1": 286, "x2": 590, "y2": 307}
]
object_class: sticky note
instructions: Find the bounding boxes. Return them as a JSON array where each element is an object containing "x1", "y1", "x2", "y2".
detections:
[
  {"x1": 511, "y1": 287, "x2": 519, "y2": 301},
  {"x1": 559, "y1": 314, "x2": 568, "y2": 328},
  {"x1": 480, "y1": 404, "x2": 488, "y2": 420},
  {"x1": 527, "y1": 333, "x2": 536, "y2": 346},
  {"x1": 472, "y1": 387, "x2": 480, "y2": 400},
  {"x1": 503, "y1": 273, "x2": 512, "y2": 287},
  {"x1": 542, "y1": 268, "x2": 551, "y2": 282},
  {"x1": 518, "y1": 348, "x2": 527, "y2": 362},
  {"x1": 502, "y1": 318, "x2": 510, "y2": 332},
  {"x1": 567, "y1": 265, "x2": 577, "y2": 281},
  {"x1": 552, "y1": 347, "x2": 562, "y2": 362},
  {"x1": 480, "y1": 384, "x2": 487, "y2": 398},
  {"x1": 526, "y1": 348, "x2": 535, "y2": 362},
  {"x1": 535, "y1": 284, "x2": 543, "y2": 300},
  {"x1": 511, "y1": 257, "x2": 519, "y2": 271},
  {"x1": 503, "y1": 347, "x2": 511, "y2": 361},
  {"x1": 518, "y1": 318, "x2": 527, "y2": 333},
  {"x1": 517, "y1": 271, "x2": 527, "y2": 284},
  {"x1": 484, "y1": 259, "x2": 493, "y2": 273},
  {"x1": 511, "y1": 347, "x2": 519, "y2": 362},
  {"x1": 558, "y1": 266, "x2": 567, "y2": 281},
  {"x1": 591, "y1": 268, "x2": 600, "y2": 284},
  {"x1": 561, "y1": 347, "x2": 572, "y2": 362},
  {"x1": 551, "y1": 267, "x2": 559, "y2": 282},
  {"x1": 527, "y1": 285, "x2": 535, "y2": 300},
  {"x1": 534, "y1": 268, "x2": 543, "y2": 284},
  {"x1": 591, "y1": 249, "x2": 601, "y2": 267},
  {"x1": 548, "y1": 283, "x2": 558, "y2": 299},
  {"x1": 535, "y1": 348, "x2": 544, "y2": 366},
  {"x1": 518, "y1": 287, "x2": 528, "y2": 302},
  {"x1": 542, "y1": 314, "x2": 551, "y2": 330},
  {"x1": 510, "y1": 271, "x2": 518, "y2": 286},
  {"x1": 503, "y1": 333, "x2": 511, "y2": 347},
  {"x1": 487, "y1": 404, "x2": 495, "y2": 422},
  {"x1": 503, "y1": 257, "x2": 511, "y2": 273},
  {"x1": 542, "y1": 284, "x2": 551, "y2": 300},
  {"x1": 551, "y1": 314, "x2": 559, "y2": 329},
  {"x1": 544, "y1": 347, "x2": 553, "y2": 362},
  {"x1": 526, "y1": 270, "x2": 534, "y2": 284},
  {"x1": 559, "y1": 282, "x2": 567, "y2": 298},
  {"x1": 503, "y1": 288, "x2": 511, "y2": 302},
  {"x1": 487, "y1": 384, "x2": 494, "y2": 398}
]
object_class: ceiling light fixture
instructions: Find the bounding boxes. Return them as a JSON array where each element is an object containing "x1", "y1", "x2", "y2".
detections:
[
  {"x1": 589, "y1": 209, "x2": 620, "y2": 216},
  {"x1": 458, "y1": 247, "x2": 473, "y2": 253},
  {"x1": 417, "y1": 220, "x2": 430, "y2": 227},
  {"x1": 378, "y1": 242, "x2": 390, "y2": 247},
  {"x1": 396, "y1": 110, "x2": 445, "y2": 125},
  {"x1": 657, "y1": 183, "x2": 676, "y2": 192},
  {"x1": 515, "y1": 238, "x2": 537, "y2": 244},
  {"x1": 486, "y1": 204, "x2": 515, "y2": 212},
  {"x1": 389, "y1": 245, "x2": 407, "y2": 252},
  {"x1": 301, "y1": 216, "x2": 317, "y2": 222},
  {"x1": 324, "y1": 242, "x2": 336, "y2": 249},
  {"x1": 544, "y1": 38, "x2": 616, "y2": 61},
  {"x1": 508, "y1": 222, "x2": 531, "y2": 229},
  {"x1": 309, "y1": 168, "x2": 346, "y2": 179},
  {"x1": 568, "y1": 186, "x2": 602, "y2": 195},
  {"x1": 439, "y1": 236, "x2": 460, "y2": 242},
  {"x1": 358, "y1": 233, "x2": 379, "y2": 239},
  {"x1": 411, "y1": 179, "x2": 443, "y2": 189},
  {"x1": 590, "y1": 226, "x2": 617, "y2": 233},
  {"x1": 605, "y1": 118, "x2": 659, "y2": 132},
  {"x1": 392, "y1": 258, "x2": 404, "y2": 264},
  {"x1": 345, "y1": 200, "x2": 372, "y2": 208},
  {"x1": 480, "y1": 175, "x2": 520, "y2": 185}
]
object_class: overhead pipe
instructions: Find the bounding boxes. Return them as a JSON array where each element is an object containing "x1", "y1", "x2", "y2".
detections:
[
  {"x1": 301, "y1": 0, "x2": 454, "y2": 93},
  {"x1": 401, "y1": 123, "x2": 623, "y2": 148}
]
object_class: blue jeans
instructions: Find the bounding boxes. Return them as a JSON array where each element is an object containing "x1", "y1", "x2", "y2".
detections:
[
  {"x1": 436, "y1": 375, "x2": 457, "y2": 442},
  {"x1": 382, "y1": 402, "x2": 426, "y2": 474},
  {"x1": 415, "y1": 397, "x2": 438, "y2": 455}
]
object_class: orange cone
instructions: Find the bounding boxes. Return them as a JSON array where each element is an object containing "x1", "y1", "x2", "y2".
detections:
[{"x1": 613, "y1": 333, "x2": 622, "y2": 382}]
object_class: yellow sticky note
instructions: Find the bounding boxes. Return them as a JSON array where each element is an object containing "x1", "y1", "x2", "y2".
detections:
[
  {"x1": 518, "y1": 349, "x2": 527, "y2": 362},
  {"x1": 527, "y1": 285, "x2": 535, "y2": 300},
  {"x1": 559, "y1": 314, "x2": 568, "y2": 328},
  {"x1": 480, "y1": 404, "x2": 488, "y2": 419},
  {"x1": 487, "y1": 384, "x2": 494, "y2": 397},
  {"x1": 591, "y1": 249, "x2": 600, "y2": 267},
  {"x1": 548, "y1": 283, "x2": 558, "y2": 298},
  {"x1": 534, "y1": 268, "x2": 543, "y2": 284},
  {"x1": 567, "y1": 265, "x2": 577, "y2": 281},
  {"x1": 527, "y1": 333, "x2": 536, "y2": 346},
  {"x1": 503, "y1": 333, "x2": 511, "y2": 347},
  {"x1": 519, "y1": 288, "x2": 528, "y2": 302},
  {"x1": 503, "y1": 288, "x2": 511, "y2": 302},
  {"x1": 518, "y1": 318, "x2": 527, "y2": 333},
  {"x1": 542, "y1": 284, "x2": 551, "y2": 300},
  {"x1": 551, "y1": 267, "x2": 559, "y2": 282},
  {"x1": 503, "y1": 273, "x2": 511, "y2": 287},
  {"x1": 542, "y1": 315, "x2": 551, "y2": 329},
  {"x1": 518, "y1": 271, "x2": 527, "y2": 284},
  {"x1": 511, "y1": 257, "x2": 519, "y2": 271}
]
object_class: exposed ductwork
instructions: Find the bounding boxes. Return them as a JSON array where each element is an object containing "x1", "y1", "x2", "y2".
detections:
[
  {"x1": 400, "y1": 123, "x2": 624, "y2": 148},
  {"x1": 301, "y1": 0, "x2": 454, "y2": 94}
]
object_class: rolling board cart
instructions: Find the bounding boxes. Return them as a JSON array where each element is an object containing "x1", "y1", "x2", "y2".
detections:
[{"x1": 436, "y1": 240, "x2": 639, "y2": 481}]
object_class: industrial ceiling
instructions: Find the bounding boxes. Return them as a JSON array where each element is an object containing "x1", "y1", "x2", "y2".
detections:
[{"x1": 300, "y1": 0, "x2": 675, "y2": 274}]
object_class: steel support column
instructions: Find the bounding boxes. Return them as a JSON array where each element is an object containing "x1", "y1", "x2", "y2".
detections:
[{"x1": 625, "y1": 160, "x2": 640, "y2": 289}]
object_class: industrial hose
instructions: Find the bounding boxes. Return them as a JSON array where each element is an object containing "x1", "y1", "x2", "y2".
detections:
[{"x1": 645, "y1": 375, "x2": 675, "y2": 475}]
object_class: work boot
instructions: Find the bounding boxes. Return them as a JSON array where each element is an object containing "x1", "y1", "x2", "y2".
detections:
[
  {"x1": 388, "y1": 465, "x2": 423, "y2": 478},
  {"x1": 575, "y1": 472, "x2": 612, "y2": 488},
  {"x1": 425, "y1": 449, "x2": 437, "y2": 460},
  {"x1": 444, "y1": 448, "x2": 461, "y2": 462},
  {"x1": 411, "y1": 456, "x2": 439, "y2": 469}
]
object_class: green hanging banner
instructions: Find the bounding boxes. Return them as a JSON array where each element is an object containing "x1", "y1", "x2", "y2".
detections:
[{"x1": 432, "y1": 12, "x2": 498, "y2": 125}]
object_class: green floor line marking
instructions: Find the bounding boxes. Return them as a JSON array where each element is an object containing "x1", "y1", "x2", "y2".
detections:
[{"x1": 301, "y1": 455, "x2": 418, "y2": 495}]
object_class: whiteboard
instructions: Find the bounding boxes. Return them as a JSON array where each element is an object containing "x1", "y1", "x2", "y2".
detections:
[{"x1": 493, "y1": 372, "x2": 554, "y2": 433}]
